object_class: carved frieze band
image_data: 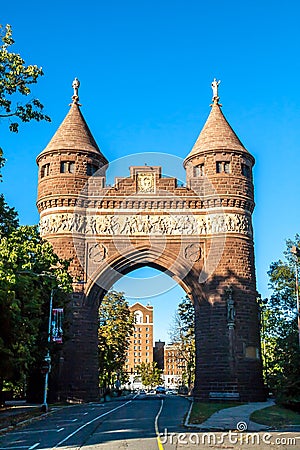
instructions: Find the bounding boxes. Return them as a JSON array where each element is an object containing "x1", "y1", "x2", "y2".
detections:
[{"x1": 39, "y1": 212, "x2": 253, "y2": 237}]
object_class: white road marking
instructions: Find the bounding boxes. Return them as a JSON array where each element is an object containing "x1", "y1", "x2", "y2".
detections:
[
  {"x1": 55, "y1": 419, "x2": 78, "y2": 423},
  {"x1": 0, "y1": 447, "x2": 29, "y2": 449},
  {"x1": 29, "y1": 444, "x2": 40, "y2": 449},
  {"x1": 52, "y1": 400, "x2": 132, "y2": 448},
  {"x1": 8, "y1": 428, "x2": 64, "y2": 435}
]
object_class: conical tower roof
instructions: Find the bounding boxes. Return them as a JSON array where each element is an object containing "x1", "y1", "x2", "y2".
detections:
[
  {"x1": 38, "y1": 79, "x2": 108, "y2": 165},
  {"x1": 185, "y1": 81, "x2": 249, "y2": 164}
]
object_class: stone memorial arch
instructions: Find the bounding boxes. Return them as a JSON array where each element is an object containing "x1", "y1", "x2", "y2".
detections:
[{"x1": 36, "y1": 80, "x2": 265, "y2": 402}]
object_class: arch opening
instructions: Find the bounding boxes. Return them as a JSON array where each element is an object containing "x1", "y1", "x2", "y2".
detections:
[{"x1": 97, "y1": 265, "x2": 195, "y2": 395}]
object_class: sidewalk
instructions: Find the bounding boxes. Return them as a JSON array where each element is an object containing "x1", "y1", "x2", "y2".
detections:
[
  {"x1": 186, "y1": 399, "x2": 275, "y2": 431},
  {"x1": 0, "y1": 401, "x2": 41, "y2": 432}
]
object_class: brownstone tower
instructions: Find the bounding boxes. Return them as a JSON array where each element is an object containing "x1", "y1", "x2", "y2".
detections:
[
  {"x1": 36, "y1": 79, "x2": 265, "y2": 402},
  {"x1": 183, "y1": 81, "x2": 264, "y2": 400},
  {"x1": 36, "y1": 82, "x2": 108, "y2": 400}
]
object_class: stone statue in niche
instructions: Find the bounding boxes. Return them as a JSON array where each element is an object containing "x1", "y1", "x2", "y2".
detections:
[{"x1": 226, "y1": 286, "x2": 236, "y2": 329}]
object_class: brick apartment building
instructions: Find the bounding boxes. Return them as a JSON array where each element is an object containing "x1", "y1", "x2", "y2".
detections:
[
  {"x1": 125, "y1": 302, "x2": 154, "y2": 388},
  {"x1": 164, "y1": 343, "x2": 186, "y2": 389}
]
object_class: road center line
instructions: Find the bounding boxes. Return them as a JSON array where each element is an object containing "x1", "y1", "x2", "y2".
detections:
[
  {"x1": 52, "y1": 400, "x2": 132, "y2": 448},
  {"x1": 155, "y1": 399, "x2": 164, "y2": 450},
  {"x1": 29, "y1": 444, "x2": 40, "y2": 450}
]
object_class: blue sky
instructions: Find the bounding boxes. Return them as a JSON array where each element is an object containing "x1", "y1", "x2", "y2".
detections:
[{"x1": 1, "y1": 1, "x2": 300, "y2": 341}]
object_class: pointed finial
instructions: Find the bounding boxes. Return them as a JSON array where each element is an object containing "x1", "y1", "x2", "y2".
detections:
[
  {"x1": 72, "y1": 77, "x2": 80, "y2": 104},
  {"x1": 211, "y1": 78, "x2": 221, "y2": 103}
]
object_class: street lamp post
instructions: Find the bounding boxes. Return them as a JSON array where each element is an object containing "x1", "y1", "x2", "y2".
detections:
[
  {"x1": 291, "y1": 246, "x2": 300, "y2": 349},
  {"x1": 18, "y1": 270, "x2": 56, "y2": 412},
  {"x1": 41, "y1": 287, "x2": 54, "y2": 412}
]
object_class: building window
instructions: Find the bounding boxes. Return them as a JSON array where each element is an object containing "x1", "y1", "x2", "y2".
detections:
[
  {"x1": 87, "y1": 163, "x2": 98, "y2": 176},
  {"x1": 216, "y1": 161, "x2": 230, "y2": 174},
  {"x1": 242, "y1": 163, "x2": 251, "y2": 178},
  {"x1": 41, "y1": 163, "x2": 50, "y2": 178},
  {"x1": 145, "y1": 327, "x2": 149, "y2": 332},
  {"x1": 194, "y1": 164, "x2": 204, "y2": 176},
  {"x1": 134, "y1": 311, "x2": 143, "y2": 324},
  {"x1": 60, "y1": 161, "x2": 75, "y2": 173}
]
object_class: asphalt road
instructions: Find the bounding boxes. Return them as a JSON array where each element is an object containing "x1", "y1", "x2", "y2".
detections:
[
  {"x1": 0, "y1": 394, "x2": 190, "y2": 450},
  {"x1": 1, "y1": 394, "x2": 299, "y2": 450}
]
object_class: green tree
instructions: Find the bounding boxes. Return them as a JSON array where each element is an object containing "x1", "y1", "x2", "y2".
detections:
[
  {"x1": 261, "y1": 235, "x2": 300, "y2": 408},
  {"x1": 0, "y1": 24, "x2": 50, "y2": 133},
  {"x1": 169, "y1": 295, "x2": 195, "y2": 391},
  {"x1": 0, "y1": 225, "x2": 72, "y2": 402},
  {"x1": 136, "y1": 361, "x2": 163, "y2": 389},
  {"x1": 98, "y1": 291, "x2": 134, "y2": 390}
]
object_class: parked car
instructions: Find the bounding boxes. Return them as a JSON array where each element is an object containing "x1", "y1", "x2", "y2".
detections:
[
  {"x1": 147, "y1": 390, "x2": 156, "y2": 395},
  {"x1": 166, "y1": 389, "x2": 177, "y2": 395},
  {"x1": 155, "y1": 386, "x2": 166, "y2": 394}
]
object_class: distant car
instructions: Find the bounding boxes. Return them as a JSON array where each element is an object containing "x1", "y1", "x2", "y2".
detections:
[
  {"x1": 155, "y1": 386, "x2": 166, "y2": 394},
  {"x1": 139, "y1": 389, "x2": 146, "y2": 395},
  {"x1": 147, "y1": 390, "x2": 156, "y2": 395},
  {"x1": 166, "y1": 389, "x2": 176, "y2": 395}
]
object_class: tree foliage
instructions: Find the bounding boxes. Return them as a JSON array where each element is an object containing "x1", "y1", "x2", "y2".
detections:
[
  {"x1": 261, "y1": 235, "x2": 300, "y2": 408},
  {"x1": 169, "y1": 295, "x2": 195, "y2": 390},
  {"x1": 0, "y1": 224, "x2": 72, "y2": 401},
  {"x1": 98, "y1": 290, "x2": 134, "y2": 389},
  {"x1": 136, "y1": 361, "x2": 163, "y2": 389},
  {"x1": 0, "y1": 24, "x2": 50, "y2": 132}
]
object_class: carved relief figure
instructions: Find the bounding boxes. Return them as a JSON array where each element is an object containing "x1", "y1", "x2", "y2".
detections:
[{"x1": 39, "y1": 212, "x2": 253, "y2": 238}]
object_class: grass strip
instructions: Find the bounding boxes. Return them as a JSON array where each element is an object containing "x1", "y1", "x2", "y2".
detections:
[
  {"x1": 251, "y1": 405, "x2": 300, "y2": 428},
  {"x1": 189, "y1": 402, "x2": 245, "y2": 424}
]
